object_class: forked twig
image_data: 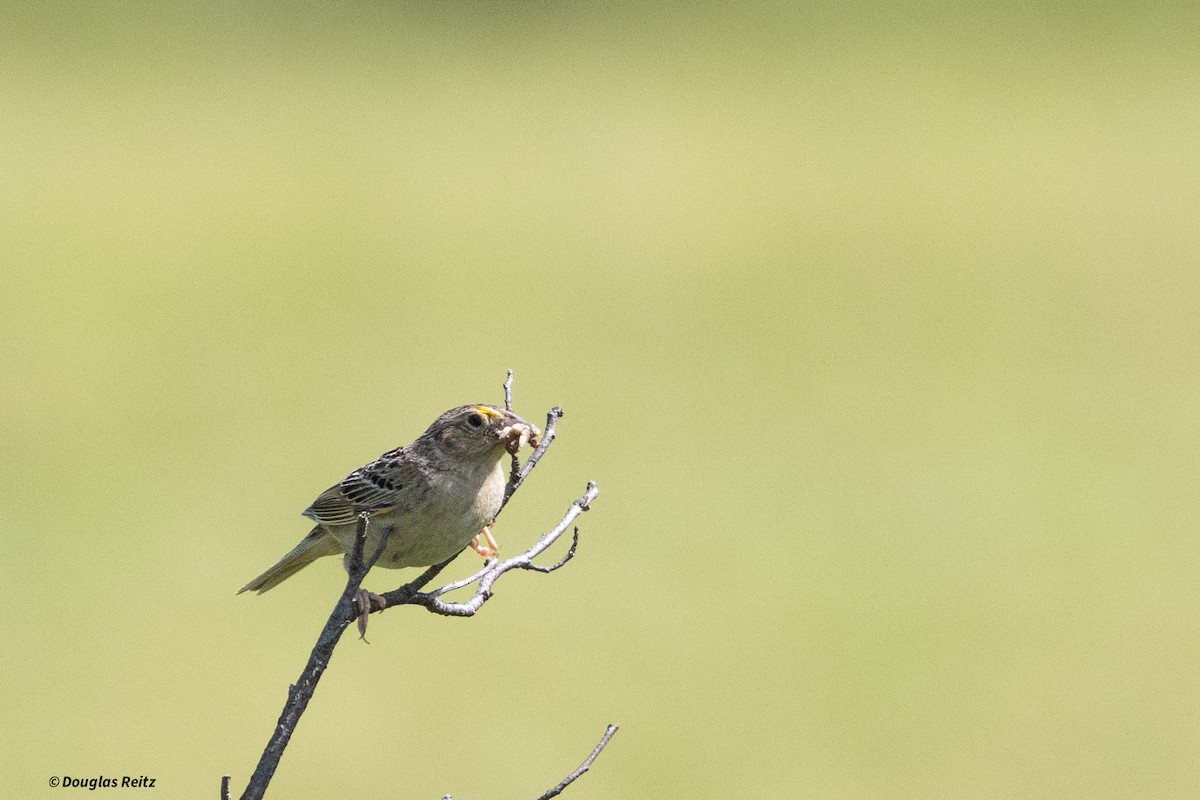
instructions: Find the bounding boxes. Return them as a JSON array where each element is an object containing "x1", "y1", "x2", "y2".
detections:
[{"x1": 374, "y1": 483, "x2": 595, "y2": 618}]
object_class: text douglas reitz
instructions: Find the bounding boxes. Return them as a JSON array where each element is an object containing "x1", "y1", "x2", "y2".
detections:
[{"x1": 51, "y1": 775, "x2": 156, "y2": 789}]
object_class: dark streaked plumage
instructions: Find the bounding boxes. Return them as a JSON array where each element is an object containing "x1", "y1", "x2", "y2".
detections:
[{"x1": 239, "y1": 405, "x2": 540, "y2": 595}]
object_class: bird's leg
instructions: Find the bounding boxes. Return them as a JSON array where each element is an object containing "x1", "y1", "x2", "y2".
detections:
[
  {"x1": 470, "y1": 525, "x2": 500, "y2": 559},
  {"x1": 354, "y1": 588, "x2": 387, "y2": 640}
]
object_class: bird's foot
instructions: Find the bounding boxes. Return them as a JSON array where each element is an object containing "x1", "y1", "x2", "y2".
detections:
[
  {"x1": 470, "y1": 526, "x2": 500, "y2": 559},
  {"x1": 355, "y1": 588, "x2": 387, "y2": 641}
]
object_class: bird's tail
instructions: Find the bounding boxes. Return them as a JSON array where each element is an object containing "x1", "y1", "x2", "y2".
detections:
[{"x1": 238, "y1": 527, "x2": 341, "y2": 594}]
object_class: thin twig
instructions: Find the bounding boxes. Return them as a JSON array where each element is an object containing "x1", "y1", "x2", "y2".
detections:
[
  {"x1": 536, "y1": 724, "x2": 621, "y2": 800},
  {"x1": 441, "y1": 724, "x2": 619, "y2": 800},
  {"x1": 524, "y1": 527, "x2": 580, "y2": 573},
  {"x1": 506, "y1": 406, "x2": 563, "y2": 502},
  {"x1": 371, "y1": 558, "x2": 456, "y2": 613},
  {"x1": 503, "y1": 369, "x2": 520, "y2": 492},
  {"x1": 377, "y1": 482, "x2": 596, "y2": 618},
  {"x1": 346, "y1": 511, "x2": 391, "y2": 582}
]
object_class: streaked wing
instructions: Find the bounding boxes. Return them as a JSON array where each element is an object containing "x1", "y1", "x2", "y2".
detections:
[
  {"x1": 301, "y1": 485, "x2": 361, "y2": 527},
  {"x1": 302, "y1": 449, "x2": 428, "y2": 526}
]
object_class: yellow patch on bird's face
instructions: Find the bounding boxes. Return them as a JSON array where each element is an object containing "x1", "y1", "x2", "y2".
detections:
[{"x1": 472, "y1": 405, "x2": 502, "y2": 420}]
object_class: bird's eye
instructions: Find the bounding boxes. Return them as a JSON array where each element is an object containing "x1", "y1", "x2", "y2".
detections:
[{"x1": 467, "y1": 412, "x2": 484, "y2": 428}]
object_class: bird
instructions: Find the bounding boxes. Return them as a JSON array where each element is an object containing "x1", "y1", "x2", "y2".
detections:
[{"x1": 239, "y1": 404, "x2": 541, "y2": 597}]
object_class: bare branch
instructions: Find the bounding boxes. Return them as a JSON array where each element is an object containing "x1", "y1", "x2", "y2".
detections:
[
  {"x1": 536, "y1": 724, "x2": 621, "y2": 800},
  {"x1": 503, "y1": 368, "x2": 520, "y2": 490},
  {"x1": 523, "y1": 527, "x2": 580, "y2": 574},
  {"x1": 237, "y1": 513, "x2": 375, "y2": 800},
  {"x1": 440, "y1": 724, "x2": 619, "y2": 800},
  {"x1": 376, "y1": 482, "x2": 597, "y2": 618},
  {"x1": 506, "y1": 406, "x2": 563, "y2": 502},
  {"x1": 345, "y1": 511, "x2": 389, "y2": 582}
]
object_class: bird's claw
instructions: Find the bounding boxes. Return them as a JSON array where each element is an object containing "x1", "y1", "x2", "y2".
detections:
[
  {"x1": 470, "y1": 526, "x2": 500, "y2": 559},
  {"x1": 355, "y1": 588, "x2": 387, "y2": 641}
]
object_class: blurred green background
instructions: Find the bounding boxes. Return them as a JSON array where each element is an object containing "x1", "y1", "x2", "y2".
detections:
[{"x1": 3, "y1": 3, "x2": 1198, "y2": 798}]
